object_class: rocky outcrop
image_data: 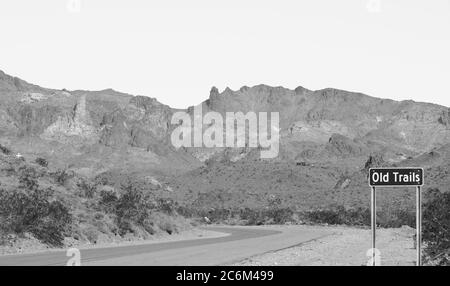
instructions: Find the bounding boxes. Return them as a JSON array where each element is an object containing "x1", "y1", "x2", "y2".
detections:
[
  {"x1": 8, "y1": 104, "x2": 62, "y2": 137},
  {"x1": 364, "y1": 154, "x2": 385, "y2": 171},
  {"x1": 334, "y1": 176, "x2": 352, "y2": 190},
  {"x1": 0, "y1": 70, "x2": 51, "y2": 93},
  {"x1": 99, "y1": 109, "x2": 129, "y2": 147},
  {"x1": 326, "y1": 134, "x2": 366, "y2": 157},
  {"x1": 438, "y1": 108, "x2": 450, "y2": 128},
  {"x1": 41, "y1": 95, "x2": 98, "y2": 144},
  {"x1": 127, "y1": 96, "x2": 173, "y2": 140},
  {"x1": 0, "y1": 109, "x2": 18, "y2": 135},
  {"x1": 1, "y1": 70, "x2": 450, "y2": 174}
]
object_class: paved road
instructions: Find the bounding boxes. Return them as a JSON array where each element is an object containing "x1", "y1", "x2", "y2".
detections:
[{"x1": 0, "y1": 226, "x2": 330, "y2": 266}]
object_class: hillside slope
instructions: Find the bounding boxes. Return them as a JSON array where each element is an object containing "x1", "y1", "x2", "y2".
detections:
[{"x1": 0, "y1": 69, "x2": 449, "y2": 218}]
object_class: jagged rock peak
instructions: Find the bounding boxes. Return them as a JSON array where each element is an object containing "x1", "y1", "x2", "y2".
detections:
[
  {"x1": 294, "y1": 86, "x2": 308, "y2": 95},
  {"x1": 208, "y1": 84, "x2": 313, "y2": 99},
  {"x1": 210, "y1": 86, "x2": 219, "y2": 97},
  {"x1": 438, "y1": 108, "x2": 450, "y2": 128},
  {"x1": 41, "y1": 94, "x2": 97, "y2": 143},
  {"x1": 73, "y1": 94, "x2": 89, "y2": 124},
  {"x1": 208, "y1": 85, "x2": 282, "y2": 97}
]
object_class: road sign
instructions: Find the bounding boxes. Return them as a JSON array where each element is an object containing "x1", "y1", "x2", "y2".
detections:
[
  {"x1": 368, "y1": 167, "x2": 424, "y2": 266},
  {"x1": 369, "y1": 168, "x2": 424, "y2": 187}
]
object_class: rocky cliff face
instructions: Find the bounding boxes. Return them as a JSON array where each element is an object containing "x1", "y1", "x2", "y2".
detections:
[
  {"x1": 0, "y1": 69, "x2": 449, "y2": 176},
  {"x1": 2, "y1": 69, "x2": 450, "y2": 214},
  {"x1": 439, "y1": 108, "x2": 450, "y2": 128},
  {"x1": 0, "y1": 70, "x2": 51, "y2": 93},
  {"x1": 203, "y1": 85, "x2": 450, "y2": 155},
  {"x1": 41, "y1": 95, "x2": 98, "y2": 144}
]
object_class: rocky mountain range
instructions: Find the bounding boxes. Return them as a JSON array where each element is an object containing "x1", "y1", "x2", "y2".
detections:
[{"x1": 1, "y1": 69, "x2": 449, "y2": 211}]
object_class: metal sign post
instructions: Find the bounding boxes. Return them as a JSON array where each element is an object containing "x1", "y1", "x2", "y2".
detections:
[
  {"x1": 368, "y1": 168, "x2": 424, "y2": 266},
  {"x1": 371, "y1": 186, "x2": 376, "y2": 266},
  {"x1": 416, "y1": 186, "x2": 422, "y2": 266}
]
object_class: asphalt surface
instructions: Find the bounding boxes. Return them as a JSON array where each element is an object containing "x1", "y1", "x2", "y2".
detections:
[{"x1": 0, "y1": 226, "x2": 330, "y2": 266}]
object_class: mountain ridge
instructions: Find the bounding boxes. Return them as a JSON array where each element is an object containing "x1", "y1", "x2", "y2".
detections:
[
  {"x1": 1, "y1": 68, "x2": 450, "y2": 163},
  {"x1": 1, "y1": 68, "x2": 449, "y2": 219}
]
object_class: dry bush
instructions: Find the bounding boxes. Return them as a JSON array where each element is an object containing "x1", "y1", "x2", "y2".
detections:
[
  {"x1": 35, "y1": 157, "x2": 48, "y2": 168},
  {"x1": 0, "y1": 144, "x2": 12, "y2": 155},
  {"x1": 0, "y1": 187, "x2": 72, "y2": 247},
  {"x1": 423, "y1": 188, "x2": 450, "y2": 265}
]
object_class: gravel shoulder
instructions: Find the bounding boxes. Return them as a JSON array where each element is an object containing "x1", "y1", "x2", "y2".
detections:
[{"x1": 233, "y1": 225, "x2": 417, "y2": 266}]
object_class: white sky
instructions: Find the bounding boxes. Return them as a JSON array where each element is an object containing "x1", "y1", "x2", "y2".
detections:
[{"x1": 0, "y1": 0, "x2": 449, "y2": 108}]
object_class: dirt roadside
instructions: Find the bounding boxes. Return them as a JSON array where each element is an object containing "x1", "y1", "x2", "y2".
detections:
[{"x1": 233, "y1": 225, "x2": 417, "y2": 266}]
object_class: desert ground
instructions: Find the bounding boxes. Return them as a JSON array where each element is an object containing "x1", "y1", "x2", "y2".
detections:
[{"x1": 233, "y1": 225, "x2": 416, "y2": 266}]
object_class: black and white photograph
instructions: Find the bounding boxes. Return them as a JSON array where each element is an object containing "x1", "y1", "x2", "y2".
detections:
[{"x1": 0, "y1": 0, "x2": 449, "y2": 277}]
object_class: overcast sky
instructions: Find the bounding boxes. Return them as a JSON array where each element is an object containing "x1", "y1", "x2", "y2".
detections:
[{"x1": 0, "y1": 0, "x2": 449, "y2": 108}]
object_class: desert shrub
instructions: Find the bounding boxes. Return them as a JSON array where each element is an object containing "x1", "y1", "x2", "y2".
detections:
[
  {"x1": 52, "y1": 169, "x2": 73, "y2": 186},
  {"x1": 304, "y1": 205, "x2": 411, "y2": 227},
  {"x1": 239, "y1": 208, "x2": 265, "y2": 225},
  {"x1": 179, "y1": 202, "x2": 414, "y2": 227},
  {"x1": 18, "y1": 166, "x2": 40, "y2": 191},
  {"x1": 182, "y1": 206, "x2": 297, "y2": 225},
  {"x1": 305, "y1": 208, "x2": 343, "y2": 225},
  {"x1": 77, "y1": 179, "x2": 96, "y2": 198},
  {"x1": 94, "y1": 212, "x2": 104, "y2": 220},
  {"x1": 0, "y1": 187, "x2": 72, "y2": 247},
  {"x1": 263, "y1": 195, "x2": 296, "y2": 224},
  {"x1": 81, "y1": 226, "x2": 100, "y2": 243},
  {"x1": 1, "y1": 167, "x2": 72, "y2": 247},
  {"x1": 149, "y1": 212, "x2": 189, "y2": 235},
  {"x1": 422, "y1": 189, "x2": 450, "y2": 265},
  {"x1": 377, "y1": 208, "x2": 415, "y2": 228},
  {"x1": 158, "y1": 220, "x2": 176, "y2": 234},
  {"x1": 156, "y1": 198, "x2": 178, "y2": 215},
  {"x1": 266, "y1": 207, "x2": 295, "y2": 224},
  {"x1": 115, "y1": 188, "x2": 150, "y2": 223},
  {"x1": 98, "y1": 190, "x2": 118, "y2": 213},
  {"x1": 112, "y1": 185, "x2": 157, "y2": 235},
  {"x1": 0, "y1": 144, "x2": 12, "y2": 155},
  {"x1": 176, "y1": 205, "x2": 195, "y2": 218},
  {"x1": 35, "y1": 157, "x2": 48, "y2": 168},
  {"x1": 141, "y1": 218, "x2": 157, "y2": 235},
  {"x1": 338, "y1": 207, "x2": 371, "y2": 226},
  {"x1": 206, "y1": 208, "x2": 233, "y2": 223}
]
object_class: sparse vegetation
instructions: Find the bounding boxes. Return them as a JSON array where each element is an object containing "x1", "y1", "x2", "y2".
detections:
[
  {"x1": 423, "y1": 188, "x2": 450, "y2": 265},
  {"x1": 1, "y1": 141, "x2": 449, "y2": 265},
  {"x1": 0, "y1": 172, "x2": 72, "y2": 247},
  {"x1": 0, "y1": 155, "x2": 192, "y2": 252},
  {"x1": 52, "y1": 169, "x2": 73, "y2": 186},
  {"x1": 303, "y1": 206, "x2": 415, "y2": 228},
  {"x1": 114, "y1": 185, "x2": 156, "y2": 236},
  {"x1": 76, "y1": 179, "x2": 96, "y2": 198},
  {"x1": 35, "y1": 157, "x2": 48, "y2": 168},
  {"x1": 0, "y1": 144, "x2": 11, "y2": 155},
  {"x1": 97, "y1": 184, "x2": 186, "y2": 237}
]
